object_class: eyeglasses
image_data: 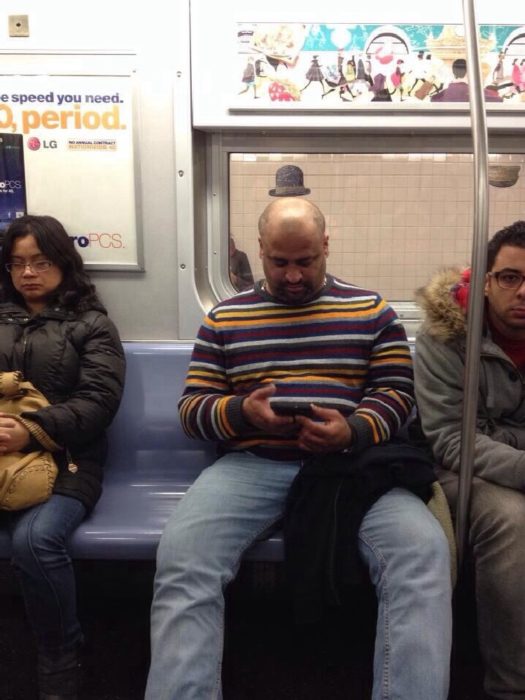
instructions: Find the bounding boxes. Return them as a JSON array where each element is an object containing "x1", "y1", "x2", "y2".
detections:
[
  {"x1": 5, "y1": 260, "x2": 54, "y2": 274},
  {"x1": 488, "y1": 270, "x2": 525, "y2": 290}
]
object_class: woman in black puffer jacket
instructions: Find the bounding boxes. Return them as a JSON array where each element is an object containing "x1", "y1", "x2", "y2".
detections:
[{"x1": 0, "y1": 215, "x2": 125, "y2": 700}]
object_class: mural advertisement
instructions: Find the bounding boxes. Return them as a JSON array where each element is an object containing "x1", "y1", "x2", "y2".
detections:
[
  {"x1": 0, "y1": 74, "x2": 140, "y2": 269},
  {"x1": 234, "y1": 23, "x2": 525, "y2": 107}
]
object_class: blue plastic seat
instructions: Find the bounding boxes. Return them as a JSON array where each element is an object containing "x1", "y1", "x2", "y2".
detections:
[{"x1": 0, "y1": 342, "x2": 284, "y2": 561}]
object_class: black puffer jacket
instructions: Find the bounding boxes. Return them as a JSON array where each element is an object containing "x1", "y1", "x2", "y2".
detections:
[{"x1": 0, "y1": 300, "x2": 125, "y2": 511}]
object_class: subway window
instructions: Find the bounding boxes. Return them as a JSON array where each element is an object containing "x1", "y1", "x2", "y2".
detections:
[{"x1": 228, "y1": 151, "x2": 525, "y2": 305}]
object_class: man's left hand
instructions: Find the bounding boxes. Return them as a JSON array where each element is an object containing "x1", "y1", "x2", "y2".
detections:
[{"x1": 295, "y1": 405, "x2": 353, "y2": 453}]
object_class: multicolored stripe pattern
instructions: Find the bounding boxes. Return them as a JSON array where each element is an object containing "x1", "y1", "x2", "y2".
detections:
[{"x1": 179, "y1": 276, "x2": 414, "y2": 461}]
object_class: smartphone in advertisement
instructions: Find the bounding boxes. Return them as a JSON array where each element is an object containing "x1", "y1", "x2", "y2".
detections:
[{"x1": 0, "y1": 133, "x2": 27, "y2": 238}]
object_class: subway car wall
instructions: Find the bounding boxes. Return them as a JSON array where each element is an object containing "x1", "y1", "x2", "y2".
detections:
[{"x1": 1, "y1": 0, "x2": 524, "y2": 341}]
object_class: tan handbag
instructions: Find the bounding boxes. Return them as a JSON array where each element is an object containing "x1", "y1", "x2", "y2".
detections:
[{"x1": 0, "y1": 371, "x2": 59, "y2": 511}]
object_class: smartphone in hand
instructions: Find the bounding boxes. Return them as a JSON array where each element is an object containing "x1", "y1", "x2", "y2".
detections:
[{"x1": 269, "y1": 400, "x2": 315, "y2": 417}]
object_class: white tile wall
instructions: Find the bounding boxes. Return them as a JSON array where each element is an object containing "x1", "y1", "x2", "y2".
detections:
[{"x1": 229, "y1": 153, "x2": 525, "y2": 301}]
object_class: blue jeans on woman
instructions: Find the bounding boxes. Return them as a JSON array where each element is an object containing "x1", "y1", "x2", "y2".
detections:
[
  {"x1": 5, "y1": 494, "x2": 86, "y2": 656},
  {"x1": 146, "y1": 452, "x2": 452, "y2": 700}
]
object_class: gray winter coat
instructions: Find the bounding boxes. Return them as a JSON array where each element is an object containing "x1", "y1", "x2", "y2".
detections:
[
  {"x1": 414, "y1": 268, "x2": 525, "y2": 491},
  {"x1": 0, "y1": 300, "x2": 125, "y2": 510}
]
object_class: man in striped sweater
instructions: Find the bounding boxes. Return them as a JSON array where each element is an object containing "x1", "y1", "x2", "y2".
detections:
[{"x1": 146, "y1": 197, "x2": 452, "y2": 700}]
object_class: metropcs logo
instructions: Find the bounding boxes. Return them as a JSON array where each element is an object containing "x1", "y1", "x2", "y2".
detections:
[
  {"x1": 0, "y1": 179, "x2": 22, "y2": 189},
  {"x1": 70, "y1": 233, "x2": 123, "y2": 249}
]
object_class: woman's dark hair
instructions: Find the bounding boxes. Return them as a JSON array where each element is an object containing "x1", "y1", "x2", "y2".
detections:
[{"x1": 0, "y1": 214, "x2": 100, "y2": 309}]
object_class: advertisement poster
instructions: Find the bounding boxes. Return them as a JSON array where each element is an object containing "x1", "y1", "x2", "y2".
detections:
[
  {"x1": 0, "y1": 132, "x2": 26, "y2": 236},
  {"x1": 0, "y1": 74, "x2": 141, "y2": 269},
  {"x1": 233, "y1": 22, "x2": 525, "y2": 108}
]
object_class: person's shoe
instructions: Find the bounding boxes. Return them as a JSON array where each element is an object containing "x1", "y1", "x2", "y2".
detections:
[{"x1": 37, "y1": 645, "x2": 81, "y2": 700}]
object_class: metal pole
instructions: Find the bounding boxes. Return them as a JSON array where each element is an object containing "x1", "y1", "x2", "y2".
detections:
[{"x1": 456, "y1": 0, "x2": 490, "y2": 568}]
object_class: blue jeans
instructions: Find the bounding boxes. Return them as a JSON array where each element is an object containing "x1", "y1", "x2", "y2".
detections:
[
  {"x1": 4, "y1": 494, "x2": 86, "y2": 656},
  {"x1": 146, "y1": 452, "x2": 452, "y2": 700}
]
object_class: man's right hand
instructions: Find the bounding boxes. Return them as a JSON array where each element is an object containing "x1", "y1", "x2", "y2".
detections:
[{"x1": 242, "y1": 384, "x2": 296, "y2": 434}]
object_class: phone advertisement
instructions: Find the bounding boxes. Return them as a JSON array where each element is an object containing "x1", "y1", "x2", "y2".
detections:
[
  {"x1": 0, "y1": 133, "x2": 26, "y2": 236},
  {"x1": 0, "y1": 74, "x2": 140, "y2": 269}
]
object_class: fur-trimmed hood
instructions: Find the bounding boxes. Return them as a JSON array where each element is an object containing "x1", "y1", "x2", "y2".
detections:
[{"x1": 416, "y1": 268, "x2": 469, "y2": 343}]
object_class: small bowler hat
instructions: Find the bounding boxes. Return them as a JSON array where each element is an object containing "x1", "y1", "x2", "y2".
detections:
[{"x1": 269, "y1": 165, "x2": 311, "y2": 196}]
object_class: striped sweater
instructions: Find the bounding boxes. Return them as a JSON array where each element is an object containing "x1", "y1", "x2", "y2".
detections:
[{"x1": 178, "y1": 275, "x2": 414, "y2": 461}]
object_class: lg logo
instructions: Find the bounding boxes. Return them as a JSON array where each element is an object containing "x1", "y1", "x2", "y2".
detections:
[{"x1": 27, "y1": 137, "x2": 58, "y2": 151}]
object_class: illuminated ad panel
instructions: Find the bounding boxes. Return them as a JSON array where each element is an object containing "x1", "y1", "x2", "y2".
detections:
[
  {"x1": 0, "y1": 74, "x2": 140, "y2": 270},
  {"x1": 233, "y1": 23, "x2": 525, "y2": 106}
]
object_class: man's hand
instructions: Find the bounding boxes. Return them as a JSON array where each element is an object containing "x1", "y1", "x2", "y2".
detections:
[
  {"x1": 231, "y1": 272, "x2": 241, "y2": 288},
  {"x1": 0, "y1": 413, "x2": 31, "y2": 454},
  {"x1": 295, "y1": 404, "x2": 354, "y2": 453},
  {"x1": 242, "y1": 384, "x2": 297, "y2": 434}
]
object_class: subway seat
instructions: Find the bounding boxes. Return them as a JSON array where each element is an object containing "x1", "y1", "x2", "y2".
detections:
[{"x1": 0, "y1": 342, "x2": 285, "y2": 561}]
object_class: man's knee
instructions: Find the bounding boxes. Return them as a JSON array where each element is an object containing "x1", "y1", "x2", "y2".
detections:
[
  {"x1": 362, "y1": 492, "x2": 451, "y2": 585},
  {"x1": 377, "y1": 497, "x2": 451, "y2": 594},
  {"x1": 155, "y1": 499, "x2": 233, "y2": 582},
  {"x1": 156, "y1": 510, "x2": 203, "y2": 569},
  {"x1": 469, "y1": 480, "x2": 525, "y2": 550},
  {"x1": 387, "y1": 492, "x2": 449, "y2": 551},
  {"x1": 406, "y1": 512, "x2": 450, "y2": 575}
]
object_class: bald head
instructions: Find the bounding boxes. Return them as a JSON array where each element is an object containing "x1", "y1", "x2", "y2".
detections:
[
  {"x1": 258, "y1": 197, "x2": 326, "y2": 242},
  {"x1": 258, "y1": 197, "x2": 329, "y2": 304}
]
